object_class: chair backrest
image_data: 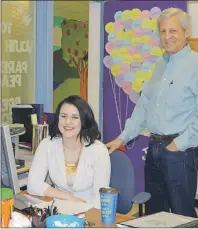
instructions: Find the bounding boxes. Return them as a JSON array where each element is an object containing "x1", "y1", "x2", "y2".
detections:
[{"x1": 110, "y1": 150, "x2": 135, "y2": 214}]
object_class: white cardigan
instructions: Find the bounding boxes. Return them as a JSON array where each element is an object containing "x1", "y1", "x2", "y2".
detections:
[{"x1": 27, "y1": 137, "x2": 111, "y2": 209}]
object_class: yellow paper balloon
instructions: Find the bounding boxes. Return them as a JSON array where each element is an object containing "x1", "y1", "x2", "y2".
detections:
[
  {"x1": 151, "y1": 18, "x2": 158, "y2": 30},
  {"x1": 119, "y1": 47, "x2": 128, "y2": 55},
  {"x1": 111, "y1": 65, "x2": 120, "y2": 76},
  {"x1": 142, "y1": 19, "x2": 152, "y2": 29},
  {"x1": 122, "y1": 10, "x2": 131, "y2": 20},
  {"x1": 105, "y1": 22, "x2": 115, "y2": 34},
  {"x1": 110, "y1": 50, "x2": 119, "y2": 57},
  {"x1": 116, "y1": 31, "x2": 125, "y2": 40},
  {"x1": 150, "y1": 47, "x2": 163, "y2": 56},
  {"x1": 141, "y1": 35, "x2": 150, "y2": 44},
  {"x1": 132, "y1": 80, "x2": 143, "y2": 92},
  {"x1": 125, "y1": 31, "x2": 134, "y2": 40},
  {"x1": 131, "y1": 54, "x2": 142, "y2": 62},
  {"x1": 122, "y1": 54, "x2": 132, "y2": 64},
  {"x1": 130, "y1": 9, "x2": 141, "y2": 20},
  {"x1": 135, "y1": 70, "x2": 145, "y2": 81}
]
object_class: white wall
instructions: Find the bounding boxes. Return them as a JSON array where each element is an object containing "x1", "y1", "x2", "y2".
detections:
[
  {"x1": 88, "y1": 2, "x2": 103, "y2": 129},
  {"x1": 188, "y1": 1, "x2": 198, "y2": 38},
  {"x1": 88, "y1": 1, "x2": 198, "y2": 128}
]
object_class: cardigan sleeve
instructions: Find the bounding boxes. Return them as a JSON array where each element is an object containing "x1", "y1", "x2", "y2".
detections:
[
  {"x1": 27, "y1": 138, "x2": 51, "y2": 196},
  {"x1": 88, "y1": 143, "x2": 111, "y2": 209}
]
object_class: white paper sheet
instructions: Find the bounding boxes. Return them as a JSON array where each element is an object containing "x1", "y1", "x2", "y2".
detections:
[
  {"x1": 34, "y1": 198, "x2": 93, "y2": 215},
  {"x1": 120, "y1": 211, "x2": 197, "y2": 228}
]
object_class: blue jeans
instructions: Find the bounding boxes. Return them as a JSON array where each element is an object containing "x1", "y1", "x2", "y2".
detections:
[{"x1": 145, "y1": 137, "x2": 197, "y2": 217}]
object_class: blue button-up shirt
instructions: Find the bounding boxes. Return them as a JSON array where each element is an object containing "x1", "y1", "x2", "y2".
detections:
[{"x1": 119, "y1": 44, "x2": 198, "y2": 151}]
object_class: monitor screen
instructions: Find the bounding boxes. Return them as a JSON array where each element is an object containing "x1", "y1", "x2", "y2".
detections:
[
  {"x1": 12, "y1": 105, "x2": 35, "y2": 143},
  {"x1": 1, "y1": 125, "x2": 20, "y2": 194}
]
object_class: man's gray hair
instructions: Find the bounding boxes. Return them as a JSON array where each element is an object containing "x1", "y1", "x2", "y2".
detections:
[{"x1": 157, "y1": 8, "x2": 191, "y2": 31}]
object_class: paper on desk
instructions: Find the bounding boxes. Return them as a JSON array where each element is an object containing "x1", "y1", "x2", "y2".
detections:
[
  {"x1": 121, "y1": 211, "x2": 196, "y2": 228},
  {"x1": 34, "y1": 199, "x2": 93, "y2": 215}
]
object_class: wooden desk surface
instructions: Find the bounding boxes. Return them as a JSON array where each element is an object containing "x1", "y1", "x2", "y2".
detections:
[
  {"x1": 85, "y1": 208, "x2": 133, "y2": 228},
  {"x1": 20, "y1": 192, "x2": 133, "y2": 227}
]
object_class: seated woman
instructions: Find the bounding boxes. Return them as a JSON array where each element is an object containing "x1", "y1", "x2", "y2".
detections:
[{"x1": 27, "y1": 95, "x2": 111, "y2": 208}]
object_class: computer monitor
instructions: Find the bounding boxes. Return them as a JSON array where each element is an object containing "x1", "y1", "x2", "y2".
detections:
[
  {"x1": 1, "y1": 125, "x2": 20, "y2": 194},
  {"x1": 12, "y1": 104, "x2": 44, "y2": 144}
]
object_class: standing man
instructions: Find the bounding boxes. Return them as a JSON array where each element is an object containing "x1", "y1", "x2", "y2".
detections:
[{"x1": 106, "y1": 8, "x2": 198, "y2": 217}]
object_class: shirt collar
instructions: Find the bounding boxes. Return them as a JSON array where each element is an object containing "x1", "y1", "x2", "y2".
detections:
[{"x1": 163, "y1": 44, "x2": 191, "y2": 63}]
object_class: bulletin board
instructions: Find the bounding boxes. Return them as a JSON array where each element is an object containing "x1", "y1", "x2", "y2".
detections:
[
  {"x1": 102, "y1": 0, "x2": 187, "y2": 193},
  {"x1": 189, "y1": 38, "x2": 198, "y2": 53}
]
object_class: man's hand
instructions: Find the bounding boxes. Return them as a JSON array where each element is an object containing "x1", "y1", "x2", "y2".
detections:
[
  {"x1": 106, "y1": 138, "x2": 124, "y2": 154},
  {"x1": 166, "y1": 141, "x2": 179, "y2": 152}
]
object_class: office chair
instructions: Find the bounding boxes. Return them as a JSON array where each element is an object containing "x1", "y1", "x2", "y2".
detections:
[{"x1": 110, "y1": 150, "x2": 151, "y2": 216}]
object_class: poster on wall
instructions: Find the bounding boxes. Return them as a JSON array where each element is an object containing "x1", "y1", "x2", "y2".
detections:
[
  {"x1": 1, "y1": 1, "x2": 36, "y2": 124},
  {"x1": 53, "y1": 16, "x2": 89, "y2": 111},
  {"x1": 103, "y1": 1, "x2": 187, "y2": 193}
]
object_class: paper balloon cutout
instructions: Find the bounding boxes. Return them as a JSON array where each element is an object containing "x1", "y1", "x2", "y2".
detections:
[
  {"x1": 114, "y1": 11, "x2": 122, "y2": 21},
  {"x1": 105, "y1": 41, "x2": 115, "y2": 54},
  {"x1": 103, "y1": 7, "x2": 164, "y2": 102},
  {"x1": 105, "y1": 22, "x2": 115, "y2": 33},
  {"x1": 129, "y1": 90, "x2": 141, "y2": 104},
  {"x1": 114, "y1": 20, "x2": 125, "y2": 31},
  {"x1": 115, "y1": 74, "x2": 124, "y2": 87},
  {"x1": 124, "y1": 71, "x2": 135, "y2": 83},
  {"x1": 130, "y1": 8, "x2": 141, "y2": 20},
  {"x1": 150, "y1": 7, "x2": 161, "y2": 18},
  {"x1": 122, "y1": 82, "x2": 132, "y2": 95},
  {"x1": 111, "y1": 65, "x2": 120, "y2": 76},
  {"x1": 141, "y1": 10, "x2": 151, "y2": 19},
  {"x1": 103, "y1": 56, "x2": 113, "y2": 69}
]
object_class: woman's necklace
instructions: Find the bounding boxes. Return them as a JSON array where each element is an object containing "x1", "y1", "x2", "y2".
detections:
[{"x1": 64, "y1": 144, "x2": 82, "y2": 175}]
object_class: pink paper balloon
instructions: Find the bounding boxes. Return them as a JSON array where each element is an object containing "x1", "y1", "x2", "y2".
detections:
[
  {"x1": 149, "y1": 37, "x2": 160, "y2": 46},
  {"x1": 142, "y1": 52, "x2": 151, "y2": 61},
  {"x1": 129, "y1": 90, "x2": 140, "y2": 104},
  {"x1": 114, "y1": 20, "x2": 124, "y2": 31},
  {"x1": 105, "y1": 41, "x2": 115, "y2": 54},
  {"x1": 120, "y1": 64, "x2": 130, "y2": 75},
  {"x1": 122, "y1": 82, "x2": 131, "y2": 95},
  {"x1": 141, "y1": 10, "x2": 151, "y2": 19},
  {"x1": 115, "y1": 74, "x2": 124, "y2": 87},
  {"x1": 127, "y1": 46, "x2": 136, "y2": 55},
  {"x1": 133, "y1": 28, "x2": 142, "y2": 37}
]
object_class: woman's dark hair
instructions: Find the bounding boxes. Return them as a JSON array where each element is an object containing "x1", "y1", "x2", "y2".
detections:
[{"x1": 49, "y1": 95, "x2": 101, "y2": 146}]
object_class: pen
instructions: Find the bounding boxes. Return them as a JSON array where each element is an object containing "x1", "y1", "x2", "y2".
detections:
[
  {"x1": 53, "y1": 206, "x2": 58, "y2": 215},
  {"x1": 50, "y1": 199, "x2": 55, "y2": 215},
  {"x1": 48, "y1": 206, "x2": 51, "y2": 216}
]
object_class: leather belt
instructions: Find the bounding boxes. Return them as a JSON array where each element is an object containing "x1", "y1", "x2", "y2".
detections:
[{"x1": 150, "y1": 133, "x2": 179, "y2": 141}]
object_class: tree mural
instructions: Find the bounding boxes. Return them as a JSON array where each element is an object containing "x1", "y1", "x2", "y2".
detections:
[{"x1": 62, "y1": 19, "x2": 89, "y2": 100}]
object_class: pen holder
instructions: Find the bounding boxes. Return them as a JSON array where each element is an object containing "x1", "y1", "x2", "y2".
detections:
[
  {"x1": 1, "y1": 188, "x2": 14, "y2": 228},
  {"x1": 32, "y1": 124, "x2": 49, "y2": 155}
]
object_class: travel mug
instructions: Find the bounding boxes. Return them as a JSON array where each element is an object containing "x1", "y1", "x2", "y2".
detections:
[{"x1": 99, "y1": 187, "x2": 119, "y2": 225}]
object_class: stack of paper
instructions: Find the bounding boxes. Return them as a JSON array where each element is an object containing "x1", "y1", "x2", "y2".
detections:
[
  {"x1": 34, "y1": 199, "x2": 93, "y2": 215},
  {"x1": 120, "y1": 211, "x2": 197, "y2": 228}
]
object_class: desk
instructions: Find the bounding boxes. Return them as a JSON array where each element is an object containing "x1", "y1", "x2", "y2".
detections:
[
  {"x1": 18, "y1": 192, "x2": 133, "y2": 227},
  {"x1": 85, "y1": 208, "x2": 133, "y2": 227}
]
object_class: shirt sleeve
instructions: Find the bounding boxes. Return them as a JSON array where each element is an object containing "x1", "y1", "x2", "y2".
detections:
[
  {"x1": 118, "y1": 90, "x2": 148, "y2": 144},
  {"x1": 174, "y1": 72, "x2": 198, "y2": 151},
  {"x1": 27, "y1": 138, "x2": 51, "y2": 196},
  {"x1": 88, "y1": 144, "x2": 111, "y2": 209}
]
